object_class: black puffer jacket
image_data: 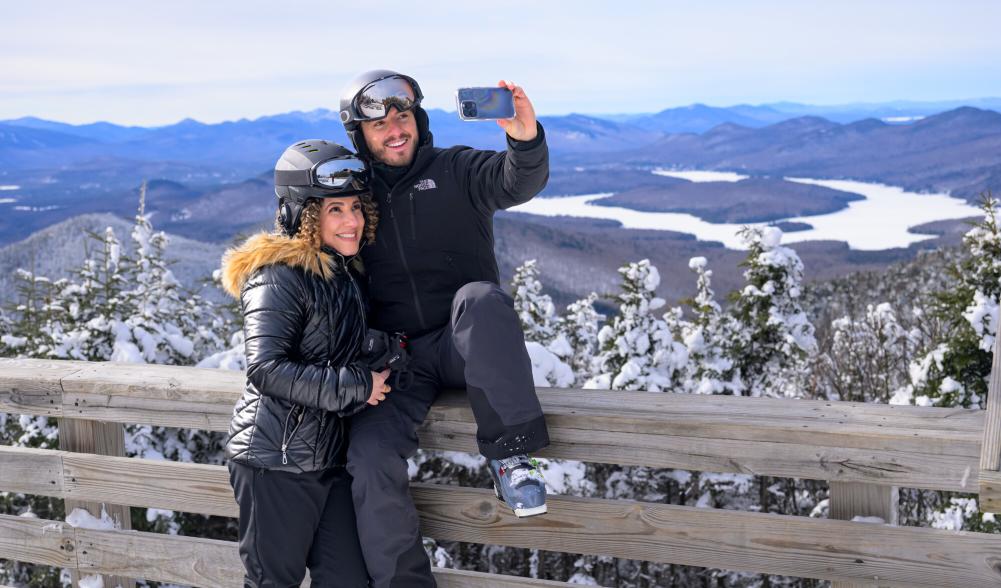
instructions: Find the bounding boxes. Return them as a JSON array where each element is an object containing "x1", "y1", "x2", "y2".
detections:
[
  {"x1": 357, "y1": 107, "x2": 549, "y2": 337},
  {"x1": 220, "y1": 232, "x2": 372, "y2": 472}
]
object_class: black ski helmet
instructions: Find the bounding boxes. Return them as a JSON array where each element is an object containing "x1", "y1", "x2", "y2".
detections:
[
  {"x1": 339, "y1": 69, "x2": 431, "y2": 159},
  {"x1": 274, "y1": 139, "x2": 369, "y2": 237}
]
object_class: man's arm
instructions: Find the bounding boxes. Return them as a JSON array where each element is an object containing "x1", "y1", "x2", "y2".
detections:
[{"x1": 456, "y1": 81, "x2": 550, "y2": 215}]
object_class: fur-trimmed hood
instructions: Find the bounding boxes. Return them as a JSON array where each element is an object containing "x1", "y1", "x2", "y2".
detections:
[{"x1": 220, "y1": 232, "x2": 335, "y2": 299}]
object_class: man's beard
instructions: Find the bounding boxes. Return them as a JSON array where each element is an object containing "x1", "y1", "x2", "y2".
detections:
[{"x1": 374, "y1": 133, "x2": 416, "y2": 167}]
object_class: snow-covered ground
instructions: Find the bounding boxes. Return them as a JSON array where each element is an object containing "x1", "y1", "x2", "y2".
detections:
[{"x1": 510, "y1": 172, "x2": 982, "y2": 250}]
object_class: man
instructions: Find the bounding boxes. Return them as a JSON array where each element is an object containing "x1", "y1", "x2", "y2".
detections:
[{"x1": 339, "y1": 69, "x2": 551, "y2": 586}]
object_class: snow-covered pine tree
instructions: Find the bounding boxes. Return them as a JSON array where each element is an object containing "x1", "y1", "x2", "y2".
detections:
[
  {"x1": 681, "y1": 256, "x2": 735, "y2": 395},
  {"x1": 511, "y1": 259, "x2": 556, "y2": 343},
  {"x1": 549, "y1": 293, "x2": 603, "y2": 385},
  {"x1": 585, "y1": 259, "x2": 687, "y2": 392},
  {"x1": 907, "y1": 193, "x2": 1001, "y2": 408},
  {"x1": 112, "y1": 187, "x2": 226, "y2": 365},
  {"x1": 728, "y1": 226, "x2": 816, "y2": 398}
]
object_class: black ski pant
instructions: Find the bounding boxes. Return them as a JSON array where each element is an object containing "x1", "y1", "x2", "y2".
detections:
[
  {"x1": 346, "y1": 281, "x2": 550, "y2": 588},
  {"x1": 228, "y1": 461, "x2": 369, "y2": 588}
]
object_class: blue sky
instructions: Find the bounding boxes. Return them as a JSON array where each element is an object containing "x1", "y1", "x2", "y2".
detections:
[{"x1": 3, "y1": 0, "x2": 1000, "y2": 126}]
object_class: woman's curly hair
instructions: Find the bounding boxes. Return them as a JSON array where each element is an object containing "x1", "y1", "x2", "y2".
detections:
[{"x1": 276, "y1": 193, "x2": 379, "y2": 249}]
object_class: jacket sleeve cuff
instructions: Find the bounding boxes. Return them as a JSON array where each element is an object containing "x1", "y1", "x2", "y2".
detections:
[{"x1": 507, "y1": 122, "x2": 546, "y2": 151}]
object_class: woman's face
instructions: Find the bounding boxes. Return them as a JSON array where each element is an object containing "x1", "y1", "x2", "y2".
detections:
[{"x1": 318, "y1": 196, "x2": 365, "y2": 256}]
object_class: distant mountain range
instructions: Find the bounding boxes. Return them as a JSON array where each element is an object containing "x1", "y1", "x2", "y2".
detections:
[
  {"x1": 560, "y1": 107, "x2": 1001, "y2": 201},
  {"x1": 0, "y1": 99, "x2": 999, "y2": 252},
  {"x1": 4, "y1": 97, "x2": 1001, "y2": 172}
]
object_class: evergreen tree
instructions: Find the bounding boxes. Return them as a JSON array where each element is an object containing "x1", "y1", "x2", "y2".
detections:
[
  {"x1": 681, "y1": 257, "x2": 735, "y2": 395},
  {"x1": 511, "y1": 259, "x2": 556, "y2": 343},
  {"x1": 549, "y1": 293, "x2": 603, "y2": 385},
  {"x1": 585, "y1": 260, "x2": 687, "y2": 391},
  {"x1": 908, "y1": 193, "x2": 1000, "y2": 408},
  {"x1": 728, "y1": 227, "x2": 816, "y2": 397}
]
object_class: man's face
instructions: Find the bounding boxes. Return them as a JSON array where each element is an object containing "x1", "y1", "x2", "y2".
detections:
[{"x1": 360, "y1": 107, "x2": 419, "y2": 167}]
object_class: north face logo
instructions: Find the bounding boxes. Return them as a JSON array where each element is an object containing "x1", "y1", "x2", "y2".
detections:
[{"x1": 414, "y1": 179, "x2": 437, "y2": 191}]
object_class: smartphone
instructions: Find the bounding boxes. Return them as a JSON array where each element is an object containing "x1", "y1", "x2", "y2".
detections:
[{"x1": 456, "y1": 87, "x2": 515, "y2": 121}]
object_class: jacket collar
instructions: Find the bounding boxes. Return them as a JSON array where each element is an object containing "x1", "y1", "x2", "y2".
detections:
[{"x1": 220, "y1": 232, "x2": 337, "y2": 299}]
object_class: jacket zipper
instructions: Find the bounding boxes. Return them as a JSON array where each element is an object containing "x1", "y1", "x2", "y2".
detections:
[
  {"x1": 387, "y1": 186, "x2": 427, "y2": 331},
  {"x1": 408, "y1": 191, "x2": 417, "y2": 240},
  {"x1": 280, "y1": 405, "x2": 304, "y2": 465}
]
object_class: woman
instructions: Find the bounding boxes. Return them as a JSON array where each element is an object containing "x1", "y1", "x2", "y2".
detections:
[{"x1": 221, "y1": 139, "x2": 389, "y2": 587}]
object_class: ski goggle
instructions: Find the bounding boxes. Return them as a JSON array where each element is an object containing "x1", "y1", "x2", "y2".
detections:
[
  {"x1": 275, "y1": 155, "x2": 369, "y2": 193},
  {"x1": 348, "y1": 76, "x2": 421, "y2": 122}
]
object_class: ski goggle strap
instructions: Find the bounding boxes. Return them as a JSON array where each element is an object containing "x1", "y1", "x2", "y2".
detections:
[
  {"x1": 274, "y1": 156, "x2": 369, "y2": 192},
  {"x1": 351, "y1": 76, "x2": 419, "y2": 122}
]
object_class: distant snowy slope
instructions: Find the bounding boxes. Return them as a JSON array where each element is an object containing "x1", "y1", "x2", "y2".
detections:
[{"x1": 0, "y1": 213, "x2": 228, "y2": 305}]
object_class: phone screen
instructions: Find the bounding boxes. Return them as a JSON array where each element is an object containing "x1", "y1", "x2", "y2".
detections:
[{"x1": 456, "y1": 87, "x2": 515, "y2": 120}]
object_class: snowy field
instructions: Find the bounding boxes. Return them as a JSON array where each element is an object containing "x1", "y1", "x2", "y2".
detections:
[{"x1": 511, "y1": 171, "x2": 982, "y2": 250}]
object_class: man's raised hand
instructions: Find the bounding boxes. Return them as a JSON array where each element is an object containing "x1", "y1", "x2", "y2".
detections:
[{"x1": 496, "y1": 80, "x2": 538, "y2": 142}]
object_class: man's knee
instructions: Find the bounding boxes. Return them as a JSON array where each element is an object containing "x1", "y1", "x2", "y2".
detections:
[{"x1": 453, "y1": 281, "x2": 513, "y2": 316}]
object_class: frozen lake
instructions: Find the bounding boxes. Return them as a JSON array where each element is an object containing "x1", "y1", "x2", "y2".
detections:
[{"x1": 510, "y1": 172, "x2": 983, "y2": 250}]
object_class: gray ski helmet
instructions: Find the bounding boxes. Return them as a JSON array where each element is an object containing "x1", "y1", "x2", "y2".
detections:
[{"x1": 274, "y1": 139, "x2": 369, "y2": 237}]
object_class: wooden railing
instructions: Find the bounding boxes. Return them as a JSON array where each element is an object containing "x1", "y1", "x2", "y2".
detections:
[{"x1": 2, "y1": 357, "x2": 1001, "y2": 587}]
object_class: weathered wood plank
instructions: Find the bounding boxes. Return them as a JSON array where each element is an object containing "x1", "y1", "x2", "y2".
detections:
[
  {"x1": 62, "y1": 453, "x2": 236, "y2": 517},
  {"x1": 0, "y1": 445, "x2": 238, "y2": 518},
  {"x1": 411, "y1": 484, "x2": 1001, "y2": 588},
  {"x1": 435, "y1": 568, "x2": 573, "y2": 587},
  {"x1": 0, "y1": 515, "x2": 77, "y2": 568},
  {"x1": 0, "y1": 513, "x2": 570, "y2": 587},
  {"x1": 0, "y1": 445, "x2": 63, "y2": 495},
  {"x1": 75, "y1": 526, "x2": 243, "y2": 586},
  {"x1": 419, "y1": 419, "x2": 980, "y2": 492},
  {"x1": 430, "y1": 393, "x2": 984, "y2": 455},
  {"x1": 59, "y1": 418, "x2": 134, "y2": 588},
  {"x1": 61, "y1": 390, "x2": 233, "y2": 431},
  {"x1": 981, "y1": 335, "x2": 1001, "y2": 510},
  {"x1": 0, "y1": 358, "x2": 86, "y2": 416},
  {"x1": 60, "y1": 361, "x2": 243, "y2": 404},
  {"x1": 60, "y1": 362, "x2": 237, "y2": 431}
]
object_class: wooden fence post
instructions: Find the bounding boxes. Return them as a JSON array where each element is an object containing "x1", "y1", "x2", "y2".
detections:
[
  {"x1": 979, "y1": 335, "x2": 1001, "y2": 512},
  {"x1": 829, "y1": 482, "x2": 897, "y2": 588},
  {"x1": 59, "y1": 418, "x2": 136, "y2": 588}
]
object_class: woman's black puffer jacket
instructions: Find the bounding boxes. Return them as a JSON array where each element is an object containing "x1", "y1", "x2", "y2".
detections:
[{"x1": 220, "y1": 232, "x2": 372, "y2": 472}]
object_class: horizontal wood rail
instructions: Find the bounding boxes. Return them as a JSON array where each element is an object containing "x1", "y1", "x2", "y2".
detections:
[
  {"x1": 0, "y1": 359, "x2": 986, "y2": 491},
  {"x1": 2, "y1": 444, "x2": 1001, "y2": 586},
  {"x1": 2, "y1": 358, "x2": 1000, "y2": 587},
  {"x1": 0, "y1": 514, "x2": 565, "y2": 587}
]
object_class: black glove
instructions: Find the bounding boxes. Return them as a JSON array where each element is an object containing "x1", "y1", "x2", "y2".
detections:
[{"x1": 359, "y1": 328, "x2": 411, "y2": 373}]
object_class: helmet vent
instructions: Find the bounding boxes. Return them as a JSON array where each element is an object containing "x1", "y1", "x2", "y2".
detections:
[{"x1": 307, "y1": 148, "x2": 319, "y2": 152}]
